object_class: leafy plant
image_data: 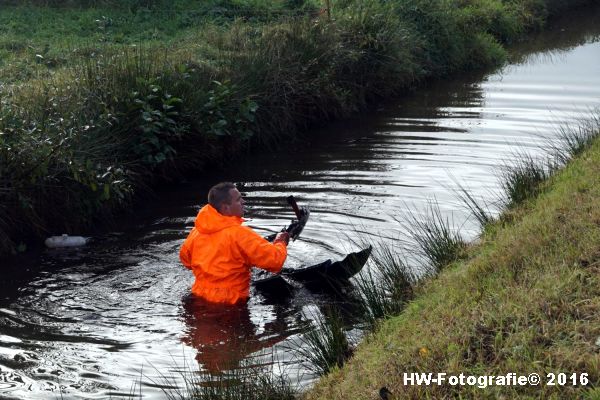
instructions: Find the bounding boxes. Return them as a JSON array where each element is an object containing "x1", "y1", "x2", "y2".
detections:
[
  {"x1": 199, "y1": 80, "x2": 258, "y2": 140},
  {"x1": 129, "y1": 82, "x2": 185, "y2": 166}
]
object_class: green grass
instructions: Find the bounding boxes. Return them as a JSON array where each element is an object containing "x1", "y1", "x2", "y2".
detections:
[
  {"x1": 163, "y1": 368, "x2": 297, "y2": 400},
  {"x1": 550, "y1": 113, "x2": 600, "y2": 166},
  {"x1": 291, "y1": 307, "x2": 353, "y2": 377},
  {"x1": 0, "y1": 0, "x2": 597, "y2": 257},
  {"x1": 0, "y1": 0, "x2": 319, "y2": 85},
  {"x1": 304, "y1": 128, "x2": 600, "y2": 399}
]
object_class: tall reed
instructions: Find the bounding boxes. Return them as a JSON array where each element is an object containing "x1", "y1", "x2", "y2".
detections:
[{"x1": 448, "y1": 174, "x2": 497, "y2": 230}]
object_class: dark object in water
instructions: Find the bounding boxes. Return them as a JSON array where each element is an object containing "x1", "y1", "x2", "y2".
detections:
[
  {"x1": 253, "y1": 246, "x2": 372, "y2": 295},
  {"x1": 253, "y1": 271, "x2": 294, "y2": 297},
  {"x1": 264, "y1": 196, "x2": 310, "y2": 242},
  {"x1": 284, "y1": 246, "x2": 372, "y2": 290},
  {"x1": 283, "y1": 246, "x2": 371, "y2": 283}
]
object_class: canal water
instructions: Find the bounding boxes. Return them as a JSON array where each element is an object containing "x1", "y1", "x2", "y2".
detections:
[{"x1": 1, "y1": 5, "x2": 600, "y2": 399}]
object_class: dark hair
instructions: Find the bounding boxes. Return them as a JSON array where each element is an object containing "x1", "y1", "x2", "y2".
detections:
[{"x1": 208, "y1": 182, "x2": 236, "y2": 211}]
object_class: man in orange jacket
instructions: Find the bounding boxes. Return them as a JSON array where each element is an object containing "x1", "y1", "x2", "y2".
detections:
[{"x1": 180, "y1": 182, "x2": 290, "y2": 304}]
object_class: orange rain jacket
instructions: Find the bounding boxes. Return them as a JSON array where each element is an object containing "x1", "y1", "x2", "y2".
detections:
[{"x1": 180, "y1": 204, "x2": 287, "y2": 304}]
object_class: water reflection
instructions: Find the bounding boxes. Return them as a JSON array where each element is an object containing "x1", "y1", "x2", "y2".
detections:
[
  {"x1": 180, "y1": 296, "x2": 297, "y2": 374},
  {"x1": 509, "y1": 4, "x2": 600, "y2": 65}
]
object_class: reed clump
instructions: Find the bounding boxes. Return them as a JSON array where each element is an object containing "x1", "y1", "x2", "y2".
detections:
[
  {"x1": 499, "y1": 113, "x2": 600, "y2": 211},
  {"x1": 500, "y1": 151, "x2": 553, "y2": 208},
  {"x1": 401, "y1": 202, "x2": 468, "y2": 273},
  {"x1": 171, "y1": 370, "x2": 297, "y2": 400},
  {"x1": 352, "y1": 244, "x2": 415, "y2": 327},
  {"x1": 550, "y1": 113, "x2": 600, "y2": 166},
  {"x1": 292, "y1": 307, "x2": 353, "y2": 377}
]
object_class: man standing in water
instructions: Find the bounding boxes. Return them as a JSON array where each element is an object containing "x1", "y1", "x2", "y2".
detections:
[{"x1": 180, "y1": 182, "x2": 290, "y2": 304}]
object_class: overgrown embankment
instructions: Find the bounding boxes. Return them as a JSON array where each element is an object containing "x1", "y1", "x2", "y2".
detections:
[
  {"x1": 0, "y1": 0, "x2": 595, "y2": 256},
  {"x1": 305, "y1": 133, "x2": 600, "y2": 398}
]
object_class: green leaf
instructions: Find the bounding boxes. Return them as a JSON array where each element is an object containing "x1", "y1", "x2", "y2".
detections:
[
  {"x1": 165, "y1": 96, "x2": 182, "y2": 105},
  {"x1": 103, "y1": 183, "x2": 110, "y2": 200}
]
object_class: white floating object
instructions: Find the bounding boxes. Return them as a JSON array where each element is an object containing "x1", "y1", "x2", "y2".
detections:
[{"x1": 45, "y1": 234, "x2": 87, "y2": 248}]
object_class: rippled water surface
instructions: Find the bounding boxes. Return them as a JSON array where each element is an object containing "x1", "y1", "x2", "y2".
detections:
[{"x1": 2, "y1": 5, "x2": 600, "y2": 399}]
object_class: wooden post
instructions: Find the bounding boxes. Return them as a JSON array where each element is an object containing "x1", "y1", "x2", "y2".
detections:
[{"x1": 325, "y1": 0, "x2": 331, "y2": 20}]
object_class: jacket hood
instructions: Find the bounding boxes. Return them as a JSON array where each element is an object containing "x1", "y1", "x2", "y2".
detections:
[{"x1": 195, "y1": 204, "x2": 243, "y2": 234}]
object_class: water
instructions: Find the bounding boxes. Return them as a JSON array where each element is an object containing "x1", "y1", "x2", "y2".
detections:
[{"x1": 1, "y1": 5, "x2": 600, "y2": 399}]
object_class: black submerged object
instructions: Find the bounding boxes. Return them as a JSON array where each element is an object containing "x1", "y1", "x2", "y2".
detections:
[
  {"x1": 282, "y1": 246, "x2": 372, "y2": 284},
  {"x1": 253, "y1": 246, "x2": 372, "y2": 295},
  {"x1": 253, "y1": 272, "x2": 294, "y2": 298}
]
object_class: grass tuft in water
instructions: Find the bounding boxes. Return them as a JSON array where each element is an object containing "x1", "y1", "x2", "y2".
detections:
[
  {"x1": 499, "y1": 151, "x2": 552, "y2": 208},
  {"x1": 503, "y1": 112, "x2": 600, "y2": 211},
  {"x1": 147, "y1": 354, "x2": 296, "y2": 400},
  {"x1": 448, "y1": 175, "x2": 497, "y2": 230},
  {"x1": 402, "y1": 201, "x2": 467, "y2": 273},
  {"x1": 352, "y1": 243, "x2": 415, "y2": 327},
  {"x1": 178, "y1": 371, "x2": 296, "y2": 400},
  {"x1": 292, "y1": 307, "x2": 352, "y2": 377},
  {"x1": 549, "y1": 112, "x2": 600, "y2": 166}
]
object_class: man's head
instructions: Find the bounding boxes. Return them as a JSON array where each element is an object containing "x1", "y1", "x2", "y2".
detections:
[{"x1": 208, "y1": 182, "x2": 245, "y2": 217}]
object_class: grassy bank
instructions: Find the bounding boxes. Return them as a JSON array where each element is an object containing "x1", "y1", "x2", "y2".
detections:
[
  {"x1": 305, "y1": 129, "x2": 600, "y2": 398},
  {"x1": 0, "y1": 0, "x2": 595, "y2": 256}
]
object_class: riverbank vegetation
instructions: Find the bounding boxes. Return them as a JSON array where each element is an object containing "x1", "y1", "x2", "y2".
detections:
[
  {"x1": 303, "y1": 116, "x2": 600, "y2": 398},
  {"x1": 152, "y1": 357, "x2": 297, "y2": 400},
  {"x1": 153, "y1": 115, "x2": 600, "y2": 399},
  {"x1": 0, "y1": 0, "x2": 595, "y2": 256}
]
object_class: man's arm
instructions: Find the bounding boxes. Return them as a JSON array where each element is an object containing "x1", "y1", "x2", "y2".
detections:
[{"x1": 238, "y1": 227, "x2": 289, "y2": 273}]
